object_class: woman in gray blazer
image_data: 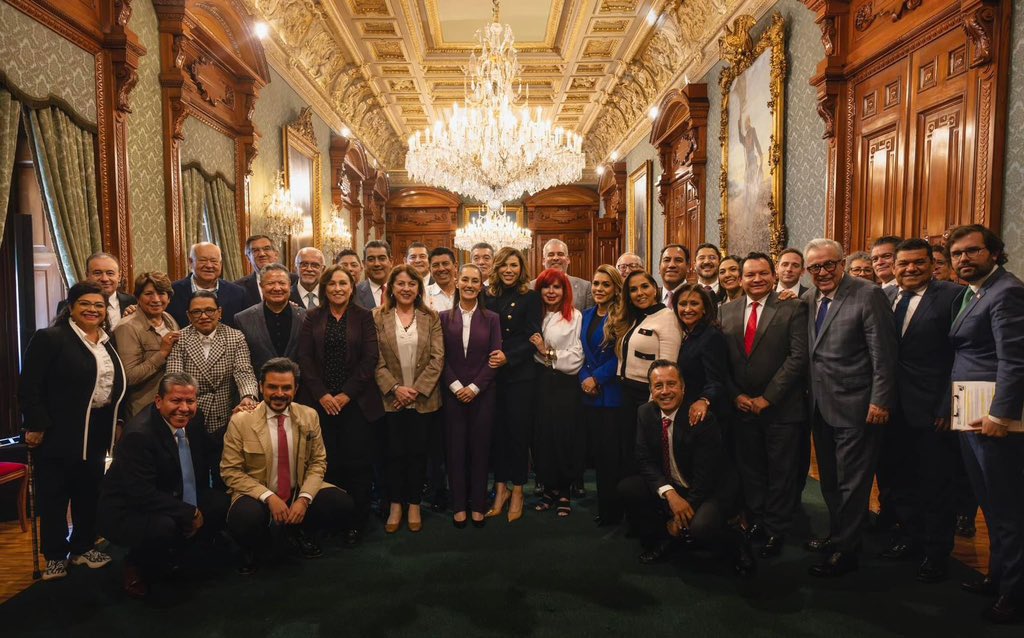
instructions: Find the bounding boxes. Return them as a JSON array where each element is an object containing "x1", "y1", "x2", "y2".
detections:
[{"x1": 114, "y1": 272, "x2": 180, "y2": 417}]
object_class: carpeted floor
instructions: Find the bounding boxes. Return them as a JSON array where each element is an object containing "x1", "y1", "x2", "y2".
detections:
[{"x1": 0, "y1": 478, "x2": 1017, "y2": 637}]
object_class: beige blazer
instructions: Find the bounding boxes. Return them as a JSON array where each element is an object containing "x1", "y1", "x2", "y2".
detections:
[
  {"x1": 373, "y1": 306, "x2": 444, "y2": 413},
  {"x1": 220, "y1": 401, "x2": 332, "y2": 504},
  {"x1": 114, "y1": 310, "x2": 180, "y2": 417}
]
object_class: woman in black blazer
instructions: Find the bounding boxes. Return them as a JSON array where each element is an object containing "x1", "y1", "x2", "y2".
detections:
[
  {"x1": 672, "y1": 283, "x2": 730, "y2": 427},
  {"x1": 296, "y1": 265, "x2": 382, "y2": 545},
  {"x1": 20, "y1": 281, "x2": 127, "y2": 581},
  {"x1": 483, "y1": 247, "x2": 541, "y2": 521}
]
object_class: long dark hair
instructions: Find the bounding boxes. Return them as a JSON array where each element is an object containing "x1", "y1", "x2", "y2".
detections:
[
  {"x1": 382, "y1": 264, "x2": 432, "y2": 314},
  {"x1": 608, "y1": 270, "x2": 661, "y2": 354},
  {"x1": 53, "y1": 281, "x2": 105, "y2": 327}
]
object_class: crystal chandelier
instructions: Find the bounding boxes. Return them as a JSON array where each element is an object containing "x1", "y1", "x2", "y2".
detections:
[
  {"x1": 322, "y1": 203, "x2": 353, "y2": 260},
  {"x1": 454, "y1": 202, "x2": 532, "y2": 252},
  {"x1": 260, "y1": 171, "x2": 304, "y2": 244},
  {"x1": 405, "y1": 0, "x2": 585, "y2": 207}
]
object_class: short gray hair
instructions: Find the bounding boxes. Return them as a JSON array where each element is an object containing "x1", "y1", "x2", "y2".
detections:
[
  {"x1": 804, "y1": 238, "x2": 844, "y2": 261},
  {"x1": 845, "y1": 251, "x2": 871, "y2": 268},
  {"x1": 294, "y1": 246, "x2": 325, "y2": 268},
  {"x1": 158, "y1": 372, "x2": 198, "y2": 397},
  {"x1": 543, "y1": 238, "x2": 568, "y2": 254}
]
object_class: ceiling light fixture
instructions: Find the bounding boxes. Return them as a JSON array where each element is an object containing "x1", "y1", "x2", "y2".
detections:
[{"x1": 254, "y1": 22, "x2": 269, "y2": 39}]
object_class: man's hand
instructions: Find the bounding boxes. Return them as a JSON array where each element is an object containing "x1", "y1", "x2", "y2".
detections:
[
  {"x1": 581, "y1": 377, "x2": 599, "y2": 396},
  {"x1": 267, "y1": 495, "x2": 289, "y2": 524},
  {"x1": 488, "y1": 349, "x2": 507, "y2": 368},
  {"x1": 735, "y1": 394, "x2": 753, "y2": 413},
  {"x1": 688, "y1": 399, "x2": 709, "y2": 426},
  {"x1": 455, "y1": 387, "x2": 477, "y2": 403},
  {"x1": 24, "y1": 431, "x2": 44, "y2": 447},
  {"x1": 777, "y1": 289, "x2": 798, "y2": 301},
  {"x1": 866, "y1": 404, "x2": 890, "y2": 425},
  {"x1": 123, "y1": 304, "x2": 138, "y2": 316},
  {"x1": 287, "y1": 497, "x2": 309, "y2": 525},
  {"x1": 187, "y1": 508, "x2": 204, "y2": 538},
  {"x1": 749, "y1": 396, "x2": 771, "y2": 415},
  {"x1": 971, "y1": 416, "x2": 1009, "y2": 438},
  {"x1": 665, "y1": 490, "x2": 695, "y2": 528}
]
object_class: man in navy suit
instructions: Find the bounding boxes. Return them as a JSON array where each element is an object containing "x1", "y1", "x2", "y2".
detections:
[
  {"x1": 947, "y1": 225, "x2": 1024, "y2": 623},
  {"x1": 56, "y1": 252, "x2": 138, "y2": 332},
  {"x1": 167, "y1": 242, "x2": 247, "y2": 328},
  {"x1": 875, "y1": 238, "x2": 962, "y2": 583},
  {"x1": 353, "y1": 240, "x2": 392, "y2": 310},
  {"x1": 234, "y1": 235, "x2": 298, "y2": 308}
]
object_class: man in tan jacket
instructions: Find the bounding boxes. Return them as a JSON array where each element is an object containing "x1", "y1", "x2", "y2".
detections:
[{"x1": 221, "y1": 357, "x2": 352, "y2": 574}]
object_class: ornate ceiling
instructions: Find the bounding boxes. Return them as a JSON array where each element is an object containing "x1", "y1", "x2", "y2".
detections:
[{"x1": 243, "y1": 0, "x2": 758, "y2": 180}]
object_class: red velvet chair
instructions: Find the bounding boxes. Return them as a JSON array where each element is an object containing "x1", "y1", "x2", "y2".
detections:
[{"x1": 0, "y1": 462, "x2": 28, "y2": 532}]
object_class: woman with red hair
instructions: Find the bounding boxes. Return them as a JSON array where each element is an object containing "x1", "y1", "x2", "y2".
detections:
[{"x1": 530, "y1": 268, "x2": 585, "y2": 517}]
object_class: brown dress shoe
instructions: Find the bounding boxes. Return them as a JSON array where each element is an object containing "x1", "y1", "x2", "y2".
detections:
[{"x1": 122, "y1": 564, "x2": 148, "y2": 599}]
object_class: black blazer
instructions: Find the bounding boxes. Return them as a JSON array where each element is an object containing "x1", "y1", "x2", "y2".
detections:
[
  {"x1": 676, "y1": 322, "x2": 730, "y2": 416},
  {"x1": 167, "y1": 277, "x2": 248, "y2": 329},
  {"x1": 635, "y1": 402, "x2": 737, "y2": 510},
  {"x1": 18, "y1": 322, "x2": 127, "y2": 460},
  {"x1": 234, "y1": 271, "x2": 299, "y2": 309},
  {"x1": 484, "y1": 287, "x2": 542, "y2": 384},
  {"x1": 98, "y1": 405, "x2": 213, "y2": 533},
  {"x1": 296, "y1": 303, "x2": 384, "y2": 422},
  {"x1": 885, "y1": 280, "x2": 963, "y2": 427}
]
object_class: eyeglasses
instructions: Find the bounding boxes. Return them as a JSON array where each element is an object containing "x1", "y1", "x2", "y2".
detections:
[
  {"x1": 807, "y1": 260, "x2": 840, "y2": 274},
  {"x1": 848, "y1": 266, "x2": 873, "y2": 275},
  {"x1": 950, "y1": 246, "x2": 987, "y2": 261},
  {"x1": 617, "y1": 263, "x2": 643, "y2": 273},
  {"x1": 298, "y1": 261, "x2": 323, "y2": 270},
  {"x1": 188, "y1": 308, "x2": 219, "y2": 317}
]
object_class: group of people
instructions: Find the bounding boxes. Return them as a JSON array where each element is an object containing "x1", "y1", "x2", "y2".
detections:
[{"x1": 17, "y1": 226, "x2": 1023, "y2": 624}]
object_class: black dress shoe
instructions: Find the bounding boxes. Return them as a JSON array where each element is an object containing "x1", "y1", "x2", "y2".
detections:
[
  {"x1": 343, "y1": 529, "x2": 361, "y2": 547},
  {"x1": 804, "y1": 536, "x2": 832, "y2": 553},
  {"x1": 985, "y1": 595, "x2": 1020, "y2": 624},
  {"x1": 759, "y1": 536, "x2": 784, "y2": 558},
  {"x1": 237, "y1": 551, "x2": 258, "y2": 576},
  {"x1": 639, "y1": 539, "x2": 676, "y2": 565},
  {"x1": 735, "y1": 538, "x2": 757, "y2": 576},
  {"x1": 746, "y1": 523, "x2": 767, "y2": 543},
  {"x1": 290, "y1": 529, "x2": 323, "y2": 559},
  {"x1": 122, "y1": 564, "x2": 149, "y2": 599},
  {"x1": 955, "y1": 515, "x2": 977, "y2": 538},
  {"x1": 808, "y1": 552, "x2": 859, "y2": 577},
  {"x1": 878, "y1": 542, "x2": 919, "y2": 561},
  {"x1": 915, "y1": 556, "x2": 948, "y2": 583},
  {"x1": 962, "y1": 576, "x2": 999, "y2": 597}
]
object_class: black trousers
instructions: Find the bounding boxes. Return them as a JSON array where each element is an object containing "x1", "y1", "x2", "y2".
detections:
[
  {"x1": 618, "y1": 381, "x2": 650, "y2": 476},
  {"x1": 733, "y1": 415, "x2": 801, "y2": 537},
  {"x1": 226, "y1": 487, "x2": 354, "y2": 551},
  {"x1": 384, "y1": 410, "x2": 431, "y2": 506},
  {"x1": 425, "y1": 410, "x2": 448, "y2": 503},
  {"x1": 617, "y1": 475, "x2": 732, "y2": 550},
  {"x1": 812, "y1": 412, "x2": 882, "y2": 553},
  {"x1": 320, "y1": 403, "x2": 376, "y2": 530},
  {"x1": 534, "y1": 368, "x2": 581, "y2": 496},
  {"x1": 35, "y1": 455, "x2": 105, "y2": 561},
  {"x1": 207, "y1": 427, "x2": 227, "y2": 490},
  {"x1": 589, "y1": 405, "x2": 631, "y2": 521},
  {"x1": 493, "y1": 376, "x2": 534, "y2": 486}
]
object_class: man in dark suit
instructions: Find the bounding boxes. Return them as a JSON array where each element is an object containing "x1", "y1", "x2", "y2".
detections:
[
  {"x1": 775, "y1": 248, "x2": 809, "y2": 299},
  {"x1": 234, "y1": 235, "x2": 297, "y2": 308},
  {"x1": 721, "y1": 252, "x2": 808, "y2": 558},
  {"x1": 695, "y1": 243, "x2": 728, "y2": 304},
  {"x1": 947, "y1": 225, "x2": 1024, "y2": 623},
  {"x1": 658, "y1": 244, "x2": 691, "y2": 306},
  {"x1": 291, "y1": 246, "x2": 324, "y2": 309},
  {"x1": 801, "y1": 238, "x2": 897, "y2": 577},
  {"x1": 618, "y1": 360, "x2": 753, "y2": 574},
  {"x1": 236, "y1": 264, "x2": 306, "y2": 375},
  {"x1": 56, "y1": 252, "x2": 138, "y2": 331},
  {"x1": 97, "y1": 372, "x2": 228, "y2": 598},
  {"x1": 167, "y1": 242, "x2": 247, "y2": 328},
  {"x1": 353, "y1": 240, "x2": 392, "y2": 309},
  {"x1": 875, "y1": 238, "x2": 963, "y2": 583}
]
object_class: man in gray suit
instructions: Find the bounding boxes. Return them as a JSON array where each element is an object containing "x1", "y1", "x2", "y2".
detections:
[
  {"x1": 353, "y1": 240, "x2": 392, "y2": 309},
  {"x1": 235, "y1": 264, "x2": 306, "y2": 376},
  {"x1": 532, "y1": 238, "x2": 594, "y2": 311},
  {"x1": 801, "y1": 238, "x2": 897, "y2": 577},
  {"x1": 947, "y1": 225, "x2": 1024, "y2": 623},
  {"x1": 721, "y1": 252, "x2": 808, "y2": 558}
]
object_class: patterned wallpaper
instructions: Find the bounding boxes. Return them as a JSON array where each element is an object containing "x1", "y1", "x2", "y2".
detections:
[
  {"x1": 126, "y1": 0, "x2": 167, "y2": 274},
  {"x1": 703, "y1": 0, "x2": 826, "y2": 254},
  {"x1": 0, "y1": 2, "x2": 95, "y2": 122},
  {"x1": 181, "y1": 116, "x2": 236, "y2": 182},
  {"x1": 251, "y1": 66, "x2": 334, "y2": 234},
  {"x1": 1001, "y1": 5, "x2": 1024, "y2": 274}
]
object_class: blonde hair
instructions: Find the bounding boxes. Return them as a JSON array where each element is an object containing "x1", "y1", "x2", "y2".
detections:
[{"x1": 487, "y1": 247, "x2": 530, "y2": 297}]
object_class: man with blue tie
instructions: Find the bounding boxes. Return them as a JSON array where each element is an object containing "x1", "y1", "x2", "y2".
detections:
[
  {"x1": 98, "y1": 372, "x2": 228, "y2": 598},
  {"x1": 947, "y1": 225, "x2": 1024, "y2": 623}
]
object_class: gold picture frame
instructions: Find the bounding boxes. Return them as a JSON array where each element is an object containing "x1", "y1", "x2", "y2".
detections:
[
  {"x1": 459, "y1": 205, "x2": 526, "y2": 263},
  {"x1": 283, "y1": 107, "x2": 323, "y2": 259},
  {"x1": 627, "y1": 160, "x2": 653, "y2": 266},
  {"x1": 718, "y1": 12, "x2": 787, "y2": 257}
]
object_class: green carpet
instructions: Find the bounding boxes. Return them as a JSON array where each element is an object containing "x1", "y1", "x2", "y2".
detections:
[{"x1": 0, "y1": 477, "x2": 1017, "y2": 637}]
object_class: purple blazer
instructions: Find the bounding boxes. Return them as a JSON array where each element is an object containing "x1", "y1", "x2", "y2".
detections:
[
  {"x1": 440, "y1": 305, "x2": 502, "y2": 396},
  {"x1": 296, "y1": 303, "x2": 384, "y2": 422}
]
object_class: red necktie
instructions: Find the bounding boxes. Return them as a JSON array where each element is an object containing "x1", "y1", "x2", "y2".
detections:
[
  {"x1": 276, "y1": 414, "x2": 292, "y2": 502},
  {"x1": 744, "y1": 301, "x2": 759, "y2": 356},
  {"x1": 661, "y1": 417, "x2": 672, "y2": 479},
  {"x1": 704, "y1": 285, "x2": 713, "y2": 294}
]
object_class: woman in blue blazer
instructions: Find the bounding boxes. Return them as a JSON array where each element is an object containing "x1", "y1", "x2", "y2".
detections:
[{"x1": 579, "y1": 265, "x2": 626, "y2": 526}]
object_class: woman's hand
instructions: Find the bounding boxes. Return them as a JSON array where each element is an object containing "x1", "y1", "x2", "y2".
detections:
[
  {"x1": 581, "y1": 377, "x2": 599, "y2": 396},
  {"x1": 334, "y1": 393, "x2": 352, "y2": 411},
  {"x1": 320, "y1": 394, "x2": 341, "y2": 416},
  {"x1": 394, "y1": 386, "x2": 418, "y2": 407},
  {"x1": 24, "y1": 431, "x2": 44, "y2": 447},
  {"x1": 455, "y1": 387, "x2": 477, "y2": 403},
  {"x1": 488, "y1": 349, "x2": 507, "y2": 368},
  {"x1": 529, "y1": 333, "x2": 547, "y2": 355},
  {"x1": 688, "y1": 398, "x2": 709, "y2": 426},
  {"x1": 159, "y1": 330, "x2": 180, "y2": 357}
]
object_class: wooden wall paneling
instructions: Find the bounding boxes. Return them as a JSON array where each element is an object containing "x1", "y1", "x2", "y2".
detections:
[
  {"x1": 524, "y1": 185, "x2": 600, "y2": 280},
  {"x1": 384, "y1": 187, "x2": 460, "y2": 260}
]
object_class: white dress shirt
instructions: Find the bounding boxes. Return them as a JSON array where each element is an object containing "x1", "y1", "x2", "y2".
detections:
[
  {"x1": 743, "y1": 294, "x2": 768, "y2": 328},
  {"x1": 881, "y1": 278, "x2": 898, "y2": 290},
  {"x1": 427, "y1": 283, "x2": 454, "y2": 312},
  {"x1": 534, "y1": 309, "x2": 584, "y2": 374},
  {"x1": 661, "y1": 283, "x2": 682, "y2": 307},
  {"x1": 370, "y1": 281, "x2": 384, "y2": 307},
  {"x1": 657, "y1": 408, "x2": 689, "y2": 497},
  {"x1": 190, "y1": 276, "x2": 220, "y2": 294},
  {"x1": 776, "y1": 281, "x2": 801, "y2": 295},
  {"x1": 107, "y1": 294, "x2": 122, "y2": 329},
  {"x1": 69, "y1": 320, "x2": 115, "y2": 408},
  {"x1": 892, "y1": 284, "x2": 928, "y2": 336},
  {"x1": 198, "y1": 329, "x2": 218, "y2": 359},
  {"x1": 394, "y1": 312, "x2": 419, "y2": 405},
  {"x1": 257, "y1": 409, "x2": 314, "y2": 504},
  {"x1": 449, "y1": 303, "x2": 481, "y2": 395},
  {"x1": 297, "y1": 282, "x2": 318, "y2": 309}
]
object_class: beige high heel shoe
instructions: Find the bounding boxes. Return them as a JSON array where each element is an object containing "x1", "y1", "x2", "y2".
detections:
[
  {"x1": 485, "y1": 487, "x2": 510, "y2": 518},
  {"x1": 508, "y1": 486, "x2": 525, "y2": 522}
]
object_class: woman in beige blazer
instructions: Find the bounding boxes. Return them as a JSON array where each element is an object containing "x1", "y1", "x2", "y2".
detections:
[
  {"x1": 114, "y1": 272, "x2": 180, "y2": 417},
  {"x1": 374, "y1": 265, "x2": 444, "y2": 533}
]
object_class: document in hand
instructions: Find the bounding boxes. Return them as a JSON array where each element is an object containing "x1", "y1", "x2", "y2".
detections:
[{"x1": 951, "y1": 381, "x2": 1024, "y2": 432}]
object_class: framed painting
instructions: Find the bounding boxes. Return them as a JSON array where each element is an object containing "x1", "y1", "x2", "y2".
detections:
[
  {"x1": 627, "y1": 160, "x2": 652, "y2": 266},
  {"x1": 283, "y1": 108, "x2": 322, "y2": 264},
  {"x1": 718, "y1": 12, "x2": 787, "y2": 257}
]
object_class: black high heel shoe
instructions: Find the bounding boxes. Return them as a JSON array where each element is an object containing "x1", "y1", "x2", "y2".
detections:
[
  {"x1": 471, "y1": 513, "x2": 486, "y2": 528},
  {"x1": 453, "y1": 512, "x2": 468, "y2": 529}
]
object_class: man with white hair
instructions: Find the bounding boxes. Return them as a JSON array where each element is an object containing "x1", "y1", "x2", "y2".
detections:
[
  {"x1": 800, "y1": 238, "x2": 897, "y2": 578},
  {"x1": 167, "y1": 242, "x2": 247, "y2": 328},
  {"x1": 615, "y1": 252, "x2": 644, "y2": 279},
  {"x1": 532, "y1": 238, "x2": 594, "y2": 311},
  {"x1": 291, "y1": 247, "x2": 325, "y2": 309}
]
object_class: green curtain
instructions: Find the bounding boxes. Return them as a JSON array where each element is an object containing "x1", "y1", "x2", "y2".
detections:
[
  {"x1": 27, "y1": 105, "x2": 101, "y2": 285},
  {"x1": 205, "y1": 176, "x2": 241, "y2": 280},
  {"x1": 180, "y1": 167, "x2": 206, "y2": 252},
  {"x1": 0, "y1": 89, "x2": 21, "y2": 241}
]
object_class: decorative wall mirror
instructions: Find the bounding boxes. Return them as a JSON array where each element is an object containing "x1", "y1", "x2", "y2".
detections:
[{"x1": 283, "y1": 107, "x2": 322, "y2": 265}]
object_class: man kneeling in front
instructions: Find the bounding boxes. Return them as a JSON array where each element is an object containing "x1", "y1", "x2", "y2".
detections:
[
  {"x1": 222, "y1": 357, "x2": 353, "y2": 574},
  {"x1": 618, "y1": 360, "x2": 754, "y2": 574},
  {"x1": 99, "y1": 372, "x2": 229, "y2": 598}
]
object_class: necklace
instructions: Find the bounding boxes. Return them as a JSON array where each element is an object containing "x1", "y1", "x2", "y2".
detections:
[{"x1": 397, "y1": 309, "x2": 415, "y2": 332}]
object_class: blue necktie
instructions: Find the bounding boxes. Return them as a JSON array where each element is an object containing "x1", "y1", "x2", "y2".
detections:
[
  {"x1": 893, "y1": 290, "x2": 914, "y2": 336},
  {"x1": 815, "y1": 297, "x2": 831, "y2": 335},
  {"x1": 175, "y1": 428, "x2": 197, "y2": 506}
]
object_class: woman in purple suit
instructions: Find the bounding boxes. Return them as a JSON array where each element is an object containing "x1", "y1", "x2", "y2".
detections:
[{"x1": 440, "y1": 265, "x2": 502, "y2": 528}]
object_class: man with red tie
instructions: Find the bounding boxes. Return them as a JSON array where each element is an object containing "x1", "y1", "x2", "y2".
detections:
[
  {"x1": 221, "y1": 357, "x2": 353, "y2": 574},
  {"x1": 720, "y1": 253, "x2": 808, "y2": 558}
]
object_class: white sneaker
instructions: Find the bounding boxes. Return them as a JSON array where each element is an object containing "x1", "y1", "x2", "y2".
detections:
[
  {"x1": 69, "y1": 549, "x2": 112, "y2": 568},
  {"x1": 42, "y1": 559, "x2": 68, "y2": 581}
]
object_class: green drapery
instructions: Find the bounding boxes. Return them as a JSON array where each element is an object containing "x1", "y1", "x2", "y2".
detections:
[
  {"x1": 204, "y1": 175, "x2": 241, "y2": 280},
  {"x1": 27, "y1": 105, "x2": 101, "y2": 285},
  {"x1": 180, "y1": 166, "x2": 206, "y2": 253},
  {"x1": 0, "y1": 89, "x2": 21, "y2": 242}
]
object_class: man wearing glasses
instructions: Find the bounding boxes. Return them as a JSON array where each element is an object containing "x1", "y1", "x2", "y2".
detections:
[
  {"x1": 236, "y1": 235, "x2": 298, "y2": 308},
  {"x1": 800, "y1": 238, "x2": 897, "y2": 578},
  {"x1": 168, "y1": 242, "x2": 248, "y2": 328},
  {"x1": 615, "y1": 252, "x2": 645, "y2": 279},
  {"x1": 291, "y1": 247, "x2": 325, "y2": 309}
]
